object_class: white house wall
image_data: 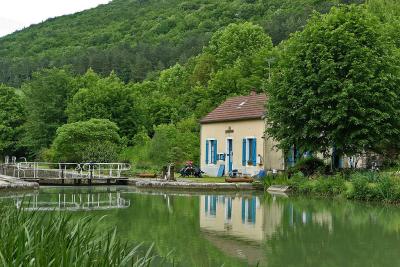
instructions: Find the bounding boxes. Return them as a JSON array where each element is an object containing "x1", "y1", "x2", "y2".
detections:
[{"x1": 200, "y1": 119, "x2": 284, "y2": 176}]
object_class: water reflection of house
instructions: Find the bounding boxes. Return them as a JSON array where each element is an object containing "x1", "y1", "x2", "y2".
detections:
[
  {"x1": 200, "y1": 195, "x2": 287, "y2": 242},
  {"x1": 200, "y1": 195, "x2": 284, "y2": 266},
  {"x1": 200, "y1": 195, "x2": 334, "y2": 239}
]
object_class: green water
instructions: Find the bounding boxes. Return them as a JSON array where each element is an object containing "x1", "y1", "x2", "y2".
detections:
[{"x1": 5, "y1": 186, "x2": 400, "y2": 266}]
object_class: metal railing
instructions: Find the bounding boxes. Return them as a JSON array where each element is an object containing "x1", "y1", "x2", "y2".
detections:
[{"x1": 4, "y1": 161, "x2": 131, "y2": 180}]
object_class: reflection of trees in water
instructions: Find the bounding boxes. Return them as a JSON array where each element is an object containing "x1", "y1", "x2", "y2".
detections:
[{"x1": 264, "y1": 196, "x2": 400, "y2": 267}]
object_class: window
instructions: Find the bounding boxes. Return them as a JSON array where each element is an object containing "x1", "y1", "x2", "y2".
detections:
[
  {"x1": 205, "y1": 139, "x2": 218, "y2": 165},
  {"x1": 242, "y1": 138, "x2": 257, "y2": 166},
  {"x1": 210, "y1": 140, "x2": 215, "y2": 163}
]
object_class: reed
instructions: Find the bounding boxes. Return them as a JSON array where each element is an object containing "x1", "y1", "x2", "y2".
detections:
[{"x1": 0, "y1": 205, "x2": 155, "y2": 267}]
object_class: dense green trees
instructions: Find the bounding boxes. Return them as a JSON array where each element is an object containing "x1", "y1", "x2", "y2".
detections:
[
  {"x1": 148, "y1": 117, "x2": 200, "y2": 166},
  {"x1": 0, "y1": 0, "x2": 360, "y2": 87},
  {"x1": 266, "y1": 5, "x2": 400, "y2": 157},
  {"x1": 21, "y1": 68, "x2": 75, "y2": 157},
  {"x1": 67, "y1": 70, "x2": 144, "y2": 141},
  {"x1": 0, "y1": 85, "x2": 24, "y2": 157},
  {"x1": 50, "y1": 119, "x2": 121, "y2": 163}
]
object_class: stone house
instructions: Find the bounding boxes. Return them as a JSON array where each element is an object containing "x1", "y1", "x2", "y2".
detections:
[{"x1": 200, "y1": 92, "x2": 284, "y2": 177}]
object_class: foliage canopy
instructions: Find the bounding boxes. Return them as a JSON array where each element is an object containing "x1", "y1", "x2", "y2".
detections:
[
  {"x1": 267, "y1": 5, "x2": 400, "y2": 157},
  {"x1": 51, "y1": 119, "x2": 121, "y2": 163}
]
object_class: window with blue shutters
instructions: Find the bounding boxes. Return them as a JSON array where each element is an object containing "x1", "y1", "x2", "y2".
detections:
[
  {"x1": 206, "y1": 139, "x2": 218, "y2": 165},
  {"x1": 242, "y1": 137, "x2": 257, "y2": 166}
]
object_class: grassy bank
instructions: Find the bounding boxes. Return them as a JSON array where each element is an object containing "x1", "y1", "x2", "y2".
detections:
[
  {"x1": 0, "y1": 205, "x2": 160, "y2": 266},
  {"x1": 263, "y1": 171, "x2": 400, "y2": 204}
]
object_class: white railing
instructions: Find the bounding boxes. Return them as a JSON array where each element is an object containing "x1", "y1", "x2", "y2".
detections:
[{"x1": 13, "y1": 162, "x2": 131, "y2": 179}]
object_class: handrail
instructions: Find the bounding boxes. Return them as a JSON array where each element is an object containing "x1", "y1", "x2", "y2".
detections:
[{"x1": 8, "y1": 162, "x2": 131, "y2": 180}]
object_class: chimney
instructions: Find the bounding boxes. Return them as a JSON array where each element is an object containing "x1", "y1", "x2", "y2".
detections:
[{"x1": 250, "y1": 90, "x2": 257, "y2": 96}]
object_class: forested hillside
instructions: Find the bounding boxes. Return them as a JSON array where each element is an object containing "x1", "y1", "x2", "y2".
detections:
[
  {"x1": 0, "y1": 0, "x2": 362, "y2": 86},
  {"x1": 1, "y1": 0, "x2": 399, "y2": 171}
]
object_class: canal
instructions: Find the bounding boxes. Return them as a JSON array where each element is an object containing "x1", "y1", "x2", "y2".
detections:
[{"x1": 3, "y1": 186, "x2": 400, "y2": 266}]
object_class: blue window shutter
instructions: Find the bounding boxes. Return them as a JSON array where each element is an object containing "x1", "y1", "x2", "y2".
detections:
[
  {"x1": 242, "y1": 139, "x2": 247, "y2": 166},
  {"x1": 205, "y1": 141, "x2": 209, "y2": 164},
  {"x1": 213, "y1": 140, "x2": 218, "y2": 164},
  {"x1": 241, "y1": 199, "x2": 245, "y2": 223},
  {"x1": 252, "y1": 138, "x2": 257, "y2": 166}
]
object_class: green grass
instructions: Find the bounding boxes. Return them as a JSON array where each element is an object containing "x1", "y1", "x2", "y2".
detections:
[{"x1": 0, "y1": 205, "x2": 159, "y2": 266}]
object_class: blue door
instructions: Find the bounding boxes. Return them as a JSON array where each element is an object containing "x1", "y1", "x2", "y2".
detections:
[{"x1": 228, "y1": 139, "x2": 233, "y2": 173}]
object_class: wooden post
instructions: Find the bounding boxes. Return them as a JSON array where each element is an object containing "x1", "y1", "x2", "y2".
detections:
[
  {"x1": 89, "y1": 163, "x2": 93, "y2": 186},
  {"x1": 169, "y1": 164, "x2": 175, "y2": 181},
  {"x1": 61, "y1": 164, "x2": 65, "y2": 185},
  {"x1": 162, "y1": 166, "x2": 167, "y2": 180}
]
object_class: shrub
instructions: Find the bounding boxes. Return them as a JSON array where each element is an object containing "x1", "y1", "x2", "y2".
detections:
[
  {"x1": 148, "y1": 117, "x2": 199, "y2": 167},
  {"x1": 376, "y1": 175, "x2": 398, "y2": 202},
  {"x1": 346, "y1": 173, "x2": 378, "y2": 201},
  {"x1": 312, "y1": 176, "x2": 346, "y2": 196},
  {"x1": 51, "y1": 119, "x2": 122, "y2": 163},
  {"x1": 284, "y1": 170, "x2": 400, "y2": 203},
  {"x1": 290, "y1": 157, "x2": 326, "y2": 176}
]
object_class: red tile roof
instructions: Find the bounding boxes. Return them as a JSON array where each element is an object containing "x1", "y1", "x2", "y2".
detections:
[{"x1": 200, "y1": 92, "x2": 267, "y2": 124}]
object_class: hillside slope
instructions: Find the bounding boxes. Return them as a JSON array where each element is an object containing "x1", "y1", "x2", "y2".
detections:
[{"x1": 0, "y1": 0, "x2": 362, "y2": 86}]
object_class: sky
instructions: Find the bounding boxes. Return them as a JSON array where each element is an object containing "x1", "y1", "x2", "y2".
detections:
[{"x1": 0, "y1": 0, "x2": 112, "y2": 37}]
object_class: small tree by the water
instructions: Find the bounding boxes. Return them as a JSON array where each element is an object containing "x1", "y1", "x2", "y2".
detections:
[{"x1": 50, "y1": 119, "x2": 122, "y2": 163}]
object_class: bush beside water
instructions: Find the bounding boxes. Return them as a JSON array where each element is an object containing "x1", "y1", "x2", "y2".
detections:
[
  {"x1": 0, "y1": 206, "x2": 158, "y2": 266},
  {"x1": 264, "y1": 171, "x2": 400, "y2": 204}
]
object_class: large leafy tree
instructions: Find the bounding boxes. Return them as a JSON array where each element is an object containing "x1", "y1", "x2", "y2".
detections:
[
  {"x1": 0, "y1": 85, "x2": 25, "y2": 157},
  {"x1": 66, "y1": 70, "x2": 144, "y2": 141},
  {"x1": 51, "y1": 119, "x2": 121, "y2": 163},
  {"x1": 206, "y1": 22, "x2": 273, "y2": 69},
  {"x1": 267, "y1": 5, "x2": 400, "y2": 156},
  {"x1": 205, "y1": 22, "x2": 274, "y2": 103},
  {"x1": 21, "y1": 68, "x2": 74, "y2": 157}
]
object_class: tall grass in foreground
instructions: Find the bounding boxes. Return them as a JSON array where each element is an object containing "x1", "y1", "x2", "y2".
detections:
[{"x1": 0, "y1": 206, "x2": 155, "y2": 267}]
